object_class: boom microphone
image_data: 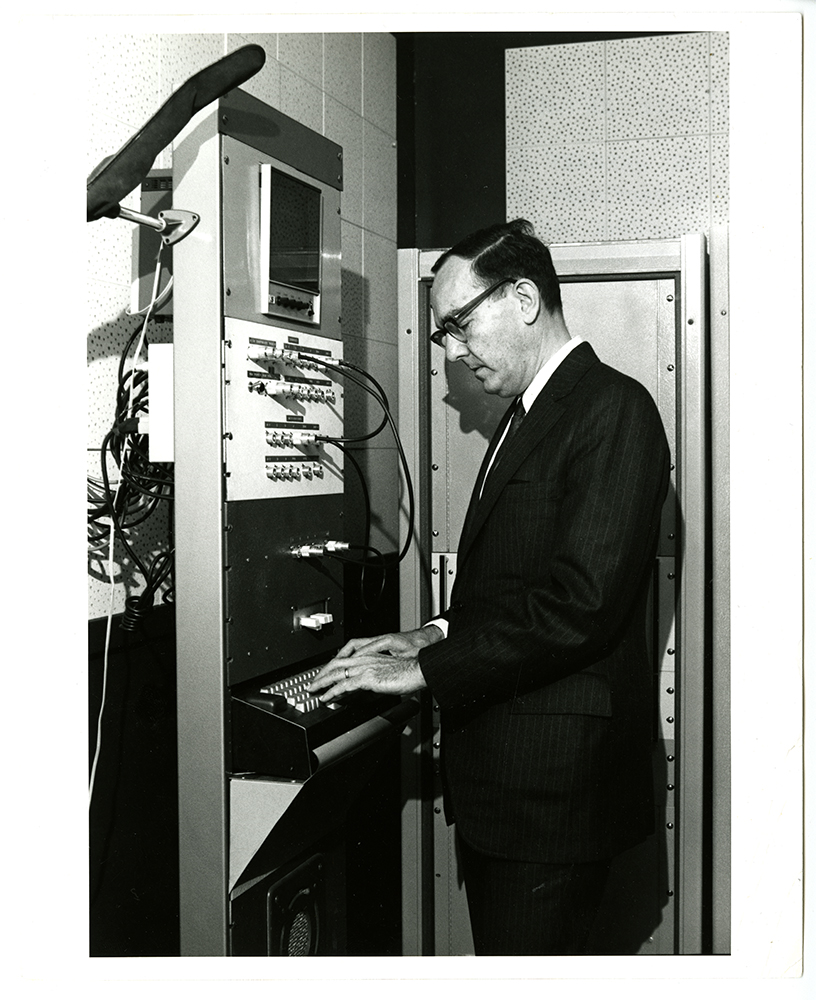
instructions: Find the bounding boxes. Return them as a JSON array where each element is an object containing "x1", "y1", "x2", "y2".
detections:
[{"x1": 87, "y1": 43, "x2": 266, "y2": 222}]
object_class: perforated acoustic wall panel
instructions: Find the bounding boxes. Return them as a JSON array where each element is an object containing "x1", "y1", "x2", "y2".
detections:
[
  {"x1": 87, "y1": 32, "x2": 397, "y2": 619},
  {"x1": 506, "y1": 32, "x2": 729, "y2": 244}
]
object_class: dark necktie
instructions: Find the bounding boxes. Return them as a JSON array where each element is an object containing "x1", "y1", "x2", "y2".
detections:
[
  {"x1": 488, "y1": 396, "x2": 525, "y2": 480},
  {"x1": 503, "y1": 396, "x2": 526, "y2": 446}
]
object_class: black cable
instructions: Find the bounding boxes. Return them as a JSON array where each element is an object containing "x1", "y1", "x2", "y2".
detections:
[
  {"x1": 328, "y1": 441, "x2": 384, "y2": 613},
  {"x1": 302, "y1": 353, "x2": 416, "y2": 564}
]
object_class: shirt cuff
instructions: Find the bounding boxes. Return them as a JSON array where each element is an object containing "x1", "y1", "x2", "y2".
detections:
[{"x1": 423, "y1": 618, "x2": 449, "y2": 639}]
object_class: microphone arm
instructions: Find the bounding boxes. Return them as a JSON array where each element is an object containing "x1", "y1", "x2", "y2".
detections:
[{"x1": 87, "y1": 43, "x2": 266, "y2": 242}]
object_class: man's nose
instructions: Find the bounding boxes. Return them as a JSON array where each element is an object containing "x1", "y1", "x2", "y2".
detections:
[{"x1": 445, "y1": 336, "x2": 470, "y2": 363}]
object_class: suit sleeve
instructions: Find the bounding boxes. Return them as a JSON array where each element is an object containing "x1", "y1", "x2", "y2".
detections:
[{"x1": 418, "y1": 379, "x2": 670, "y2": 711}]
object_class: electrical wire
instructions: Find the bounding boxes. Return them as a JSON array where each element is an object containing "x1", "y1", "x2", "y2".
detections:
[
  {"x1": 325, "y1": 441, "x2": 386, "y2": 613},
  {"x1": 300, "y1": 353, "x2": 416, "y2": 567}
]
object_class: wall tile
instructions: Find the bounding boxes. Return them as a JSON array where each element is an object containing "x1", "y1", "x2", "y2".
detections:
[
  {"x1": 363, "y1": 33, "x2": 396, "y2": 136},
  {"x1": 278, "y1": 32, "x2": 323, "y2": 87},
  {"x1": 506, "y1": 32, "x2": 728, "y2": 244},
  {"x1": 341, "y1": 221, "x2": 364, "y2": 340},
  {"x1": 158, "y1": 33, "x2": 226, "y2": 103},
  {"x1": 342, "y1": 334, "x2": 400, "y2": 440},
  {"x1": 506, "y1": 143, "x2": 606, "y2": 244},
  {"x1": 606, "y1": 33, "x2": 711, "y2": 140},
  {"x1": 506, "y1": 42, "x2": 605, "y2": 148},
  {"x1": 607, "y1": 136, "x2": 711, "y2": 240},
  {"x1": 326, "y1": 98, "x2": 363, "y2": 226},
  {"x1": 710, "y1": 32, "x2": 730, "y2": 134},
  {"x1": 362, "y1": 120, "x2": 397, "y2": 240},
  {"x1": 87, "y1": 208, "x2": 137, "y2": 288},
  {"x1": 362, "y1": 229, "x2": 398, "y2": 346},
  {"x1": 228, "y1": 34, "x2": 281, "y2": 109},
  {"x1": 87, "y1": 33, "x2": 161, "y2": 128},
  {"x1": 280, "y1": 64, "x2": 323, "y2": 135},
  {"x1": 325, "y1": 32, "x2": 362, "y2": 113},
  {"x1": 711, "y1": 133, "x2": 729, "y2": 227}
]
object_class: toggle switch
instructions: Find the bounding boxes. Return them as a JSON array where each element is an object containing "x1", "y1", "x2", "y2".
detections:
[{"x1": 298, "y1": 616, "x2": 323, "y2": 630}]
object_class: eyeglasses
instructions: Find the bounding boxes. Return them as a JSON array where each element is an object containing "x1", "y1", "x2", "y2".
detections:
[{"x1": 430, "y1": 277, "x2": 514, "y2": 347}]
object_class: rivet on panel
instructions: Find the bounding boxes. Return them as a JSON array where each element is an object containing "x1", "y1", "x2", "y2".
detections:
[{"x1": 667, "y1": 364, "x2": 675, "y2": 372}]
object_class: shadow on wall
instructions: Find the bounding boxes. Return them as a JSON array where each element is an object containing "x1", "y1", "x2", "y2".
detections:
[{"x1": 443, "y1": 353, "x2": 509, "y2": 441}]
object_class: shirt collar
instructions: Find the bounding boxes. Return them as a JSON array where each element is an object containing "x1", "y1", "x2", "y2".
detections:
[{"x1": 521, "y1": 336, "x2": 584, "y2": 413}]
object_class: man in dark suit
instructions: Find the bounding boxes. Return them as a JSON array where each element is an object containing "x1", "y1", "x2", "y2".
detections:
[{"x1": 309, "y1": 219, "x2": 670, "y2": 955}]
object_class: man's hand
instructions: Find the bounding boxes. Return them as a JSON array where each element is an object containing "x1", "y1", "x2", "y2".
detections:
[{"x1": 307, "y1": 625, "x2": 444, "y2": 703}]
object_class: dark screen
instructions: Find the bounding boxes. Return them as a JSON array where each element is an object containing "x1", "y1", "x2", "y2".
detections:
[{"x1": 268, "y1": 169, "x2": 321, "y2": 294}]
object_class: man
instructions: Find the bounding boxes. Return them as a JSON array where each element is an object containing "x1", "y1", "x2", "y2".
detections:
[{"x1": 309, "y1": 219, "x2": 670, "y2": 955}]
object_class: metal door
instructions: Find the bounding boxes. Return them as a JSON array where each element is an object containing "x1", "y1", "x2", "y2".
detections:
[{"x1": 398, "y1": 237, "x2": 709, "y2": 955}]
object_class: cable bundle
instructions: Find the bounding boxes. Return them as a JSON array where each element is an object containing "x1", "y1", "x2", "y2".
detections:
[
  {"x1": 87, "y1": 263, "x2": 175, "y2": 628},
  {"x1": 296, "y1": 354, "x2": 416, "y2": 614}
]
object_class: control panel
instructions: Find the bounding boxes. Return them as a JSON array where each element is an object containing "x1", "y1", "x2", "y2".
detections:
[{"x1": 224, "y1": 317, "x2": 343, "y2": 502}]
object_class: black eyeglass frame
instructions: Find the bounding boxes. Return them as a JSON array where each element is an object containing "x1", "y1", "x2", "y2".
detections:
[{"x1": 430, "y1": 277, "x2": 514, "y2": 347}]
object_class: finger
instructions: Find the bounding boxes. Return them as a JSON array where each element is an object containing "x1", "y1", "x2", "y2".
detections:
[
  {"x1": 312, "y1": 664, "x2": 368, "y2": 702},
  {"x1": 333, "y1": 635, "x2": 380, "y2": 658},
  {"x1": 308, "y1": 656, "x2": 360, "y2": 693}
]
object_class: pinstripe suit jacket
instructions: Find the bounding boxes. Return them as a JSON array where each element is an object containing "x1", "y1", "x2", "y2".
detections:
[{"x1": 418, "y1": 342, "x2": 670, "y2": 864}]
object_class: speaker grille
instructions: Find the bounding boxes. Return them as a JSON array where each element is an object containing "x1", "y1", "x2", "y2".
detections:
[
  {"x1": 267, "y1": 854, "x2": 324, "y2": 956},
  {"x1": 286, "y1": 908, "x2": 314, "y2": 956}
]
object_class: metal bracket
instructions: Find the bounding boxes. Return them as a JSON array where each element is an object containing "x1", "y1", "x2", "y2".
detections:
[{"x1": 118, "y1": 205, "x2": 200, "y2": 246}]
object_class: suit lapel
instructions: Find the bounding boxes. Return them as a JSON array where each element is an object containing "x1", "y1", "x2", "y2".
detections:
[{"x1": 456, "y1": 342, "x2": 599, "y2": 567}]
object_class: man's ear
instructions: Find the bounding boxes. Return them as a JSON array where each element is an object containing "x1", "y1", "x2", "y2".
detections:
[{"x1": 514, "y1": 278, "x2": 541, "y2": 325}]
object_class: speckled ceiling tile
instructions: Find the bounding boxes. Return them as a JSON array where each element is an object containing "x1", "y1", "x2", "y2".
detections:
[
  {"x1": 87, "y1": 34, "x2": 161, "y2": 129},
  {"x1": 710, "y1": 32, "x2": 730, "y2": 134},
  {"x1": 506, "y1": 42, "x2": 605, "y2": 148},
  {"x1": 228, "y1": 34, "x2": 281, "y2": 110},
  {"x1": 606, "y1": 135, "x2": 711, "y2": 240},
  {"x1": 606, "y1": 33, "x2": 711, "y2": 141},
  {"x1": 506, "y1": 143, "x2": 607, "y2": 244},
  {"x1": 278, "y1": 32, "x2": 323, "y2": 88}
]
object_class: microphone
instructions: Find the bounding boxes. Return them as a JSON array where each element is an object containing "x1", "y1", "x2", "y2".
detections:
[{"x1": 87, "y1": 43, "x2": 266, "y2": 222}]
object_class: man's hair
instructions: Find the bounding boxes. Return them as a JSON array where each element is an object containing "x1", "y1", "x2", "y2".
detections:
[{"x1": 431, "y1": 218, "x2": 563, "y2": 317}]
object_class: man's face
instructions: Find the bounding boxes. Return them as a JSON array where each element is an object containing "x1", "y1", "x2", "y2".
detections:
[{"x1": 430, "y1": 256, "x2": 531, "y2": 398}]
